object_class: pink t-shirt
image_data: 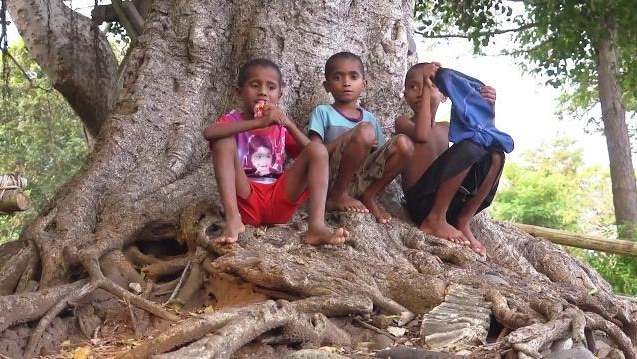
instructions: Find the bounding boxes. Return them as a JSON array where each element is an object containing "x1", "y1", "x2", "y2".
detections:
[{"x1": 214, "y1": 111, "x2": 300, "y2": 183}]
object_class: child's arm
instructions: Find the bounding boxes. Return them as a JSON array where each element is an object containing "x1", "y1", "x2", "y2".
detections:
[
  {"x1": 396, "y1": 63, "x2": 439, "y2": 142},
  {"x1": 263, "y1": 104, "x2": 311, "y2": 147},
  {"x1": 281, "y1": 116, "x2": 311, "y2": 147},
  {"x1": 203, "y1": 116, "x2": 275, "y2": 141}
]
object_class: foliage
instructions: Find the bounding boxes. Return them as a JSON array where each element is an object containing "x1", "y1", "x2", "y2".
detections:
[
  {"x1": 491, "y1": 138, "x2": 613, "y2": 232},
  {"x1": 575, "y1": 250, "x2": 637, "y2": 295},
  {"x1": 0, "y1": 40, "x2": 87, "y2": 243},
  {"x1": 414, "y1": 0, "x2": 637, "y2": 135},
  {"x1": 491, "y1": 138, "x2": 637, "y2": 295}
]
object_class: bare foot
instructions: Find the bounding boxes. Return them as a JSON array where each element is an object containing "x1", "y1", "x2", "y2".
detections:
[
  {"x1": 304, "y1": 226, "x2": 350, "y2": 246},
  {"x1": 326, "y1": 192, "x2": 369, "y2": 213},
  {"x1": 458, "y1": 224, "x2": 485, "y2": 256},
  {"x1": 419, "y1": 217, "x2": 469, "y2": 246},
  {"x1": 214, "y1": 218, "x2": 245, "y2": 244},
  {"x1": 360, "y1": 193, "x2": 391, "y2": 224}
]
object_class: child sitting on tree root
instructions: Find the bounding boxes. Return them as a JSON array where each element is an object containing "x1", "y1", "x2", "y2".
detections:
[
  {"x1": 308, "y1": 51, "x2": 413, "y2": 223},
  {"x1": 203, "y1": 58, "x2": 349, "y2": 246},
  {"x1": 395, "y1": 62, "x2": 507, "y2": 256}
]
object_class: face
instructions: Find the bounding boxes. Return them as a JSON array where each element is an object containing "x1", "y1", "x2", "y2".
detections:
[
  {"x1": 403, "y1": 71, "x2": 446, "y2": 113},
  {"x1": 250, "y1": 146, "x2": 273, "y2": 174},
  {"x1": 236, "y1": 66, "x2": 282, "y2": 115},
  {"x1": 323, "y1": 58, "x2": 366, "y2": 104}
]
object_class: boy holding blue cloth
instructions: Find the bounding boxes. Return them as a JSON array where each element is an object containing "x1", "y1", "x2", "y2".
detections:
[{"x1": 396, "y1": 62, "x2": 512, "y2": 256}]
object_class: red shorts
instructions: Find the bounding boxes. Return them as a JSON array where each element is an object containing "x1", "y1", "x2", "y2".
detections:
[{"x1": 237, "y1": 171, "x2": 309, "y2": 226}]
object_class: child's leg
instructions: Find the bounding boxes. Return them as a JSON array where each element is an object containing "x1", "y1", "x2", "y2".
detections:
[
  {"x1": 284, "y1": 142, "x2": 349, "y2": 245},
  {"x1": 419, "y1": 168, "x2": 471, "y2": 245},
  {"x1": 454, "y1": 151, "x2": 504, "y2": 255},
  {"x1": 327, "y1": 123, "x2": 376, "y2": 213},
  {"x1": 210, "y1": 137, "x2": 251, "y2": 244},
  {"x1": 359, "y1": 134, "x2": 413, "y2": 223}
]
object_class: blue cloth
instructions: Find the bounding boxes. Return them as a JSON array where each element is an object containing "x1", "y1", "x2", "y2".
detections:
[
  {"x1": 433, "y1": 68, "x2": 514, "y2": 153},
  {"x1": 308, "y1": 104, "x2": 386, "y2": 146}
]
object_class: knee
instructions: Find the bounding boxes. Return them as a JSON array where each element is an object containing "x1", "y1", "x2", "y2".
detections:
[
  {"x1": 305, "y1": 142, "x2": 329, "y2": 161},
  {"x1": 351, "y1": 122, "x2": 376, "y2": 146},
  {"x1": 394, "y1": 134, "x2": 414, "y2": 158},
  {"x1": 490, "y1": 151, "x2": 505, "y2": 166}
]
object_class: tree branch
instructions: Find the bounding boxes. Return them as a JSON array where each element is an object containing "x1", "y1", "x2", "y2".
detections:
[
  {"x1": 415, "y1": 23, "x2": 537, "y2": 39},
  {"x1": 7, "y1": 0, "x2": 119, "y2": 137}
]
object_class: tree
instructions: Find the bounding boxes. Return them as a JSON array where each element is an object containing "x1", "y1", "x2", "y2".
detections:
[
  {"x1": 1, "y1": 1, "x2": 636, "y2": 358},
  {"x1": 0, "y1": 40, "x2": 87, "y2": 243},
  {"x1": 416, "y1": 0, "x2": 637, "y2": 239}
]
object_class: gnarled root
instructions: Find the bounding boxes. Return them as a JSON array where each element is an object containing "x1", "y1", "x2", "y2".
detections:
[
  {"x1": 121, "y1": 295, "x2": 372, "y2": 358},
  {"x1": 24, "y1": 281, "x2": 98, "y2": 358},
  {"x1": 585, "y1": 312, "x2": 636, "y2": 359},
  {"x1": 0, "y1": 280, "x2": 88, "y2": 333},
  {"x1": 507, "y1": 307, "x2": 585, "y2": 358},
  {"x1": 485, "y1": 288, "x2": 535, "y2": 329},
  {"x1": 151, "y1": 300, "x2": 340, "y2": 359},
  {"x1": 118, "y1": 310, "x2": 239, "y2": 359},
  {"x1": 21, "y1": 252, "x2": 182, "y2": 357}
]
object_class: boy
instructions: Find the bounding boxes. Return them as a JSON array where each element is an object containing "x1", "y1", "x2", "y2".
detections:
[
  {"x1": 395, "y1": 62, "x2": 505, "y2": 255},
  {"x1": 309, "y1": 52, "x2": 413, "y2": 223},
  {"x1": 204, "y1": 58, "x2": 348, "y2": 246}
]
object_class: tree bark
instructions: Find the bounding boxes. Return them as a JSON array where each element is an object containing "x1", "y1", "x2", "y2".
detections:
[
  {"x1": 595, "y1": 14, "x2": 637, "y2": 240},
  {"x1": 1, "y1": 1, "x2": 636, "y2": 358},
  {"x1": 6, "y1": 0, "x2": 119, "y2": 137}
]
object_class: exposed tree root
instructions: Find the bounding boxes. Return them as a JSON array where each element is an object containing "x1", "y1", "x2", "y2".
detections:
[
  {"x1": 24, "y1": 281, "x2": 99, "y2": 358},
  {"x1": 0, "y1": 240, "x2": 36, "y2": 295},
  {"x1": 3, "y1": 205, "x2": 637, "y2": 358},
  {"x1": 0, "y1": 280, "x2": 88, "y2": 332},
  {"x1": 95, "y1": 268, "x2": 181, "y2": 322},
  {"x1": 485, "y1": 288, "x2": 535, "y2": 329},
  {"x1": 151, "y1": 299, "x2": 346, "y2": 359},
  {"x1": 142, "y1": 257, "x2": 189, "y2": 281},
  {"x1": 124, "y1": 246, "x2": 162, "y2": 267},
  {"x1": 120, "y1": 294, "x2": 369, "y2": 358},
  {"x1": 117, "y1": 311, "x2": 238, "y2": 358},
  {"x1": 507, "y1": 308, "x2": 586, "y2": 358},
  {"x1": 585, "y1": 312, "x2": 636, "y2": 359}
]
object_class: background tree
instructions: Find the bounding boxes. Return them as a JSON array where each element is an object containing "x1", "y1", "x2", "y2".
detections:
[
  {"x1": 416, "y1": 0, "x2": 637, "y2": 239},
  {"x1": 0, "y1": 1, "x2": 636, "y2": 358},
  {"x1": 0, "y1": 40, "x2": 86, "y2": 243}
]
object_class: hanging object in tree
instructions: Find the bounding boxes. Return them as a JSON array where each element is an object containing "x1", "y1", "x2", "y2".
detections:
[{"x1": 0, "y1": 173, "x2": 31, "y2": 214}]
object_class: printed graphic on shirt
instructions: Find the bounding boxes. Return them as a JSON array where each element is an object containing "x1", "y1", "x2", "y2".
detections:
[{"x1": 216, "y1": 111, "x2": 292, "y2": 183}]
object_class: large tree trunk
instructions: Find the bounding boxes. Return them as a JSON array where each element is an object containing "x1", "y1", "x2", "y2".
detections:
[
  {"x1": 595, "y1": 15, "x2": 637, "y2": 240},
  {"x1": 7, "y1": 0, "x2": 119, "y2": 137},
  {"x1": 1, "y1": 1, "x2": 636, "y2": 358}
]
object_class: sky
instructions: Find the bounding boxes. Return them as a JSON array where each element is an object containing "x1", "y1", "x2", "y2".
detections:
[{"x1": 5, "y1": 4, "x2": 613, "y2": 167}]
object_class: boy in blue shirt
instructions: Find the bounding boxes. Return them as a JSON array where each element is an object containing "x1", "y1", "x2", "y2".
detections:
[
  {"x1": 395, "y1": 62, "x2": 505, "y2": 256},
  {"x1": 309, "y1": 52, "x2": 413, "y2": 223}
]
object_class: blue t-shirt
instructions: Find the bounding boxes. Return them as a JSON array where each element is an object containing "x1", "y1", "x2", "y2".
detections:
[{"x1": 308, "y1": 104, "x2": 386, "y2": 146}]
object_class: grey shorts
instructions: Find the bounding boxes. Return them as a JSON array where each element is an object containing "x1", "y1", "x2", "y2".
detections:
[{"x1": 328, "y1": 136, "x2": 399, "y2": 197}]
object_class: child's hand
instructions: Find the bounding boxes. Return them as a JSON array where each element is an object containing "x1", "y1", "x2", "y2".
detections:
[
  {"x1": 422, "y1": 62, "x2": 441, "y2": 88},
  {"x1": 480, "y1": 86, "x2": 497, "y2": 106},
  {"x1": 261, "y1": 104, "x2": 291, "y2": 128}
]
